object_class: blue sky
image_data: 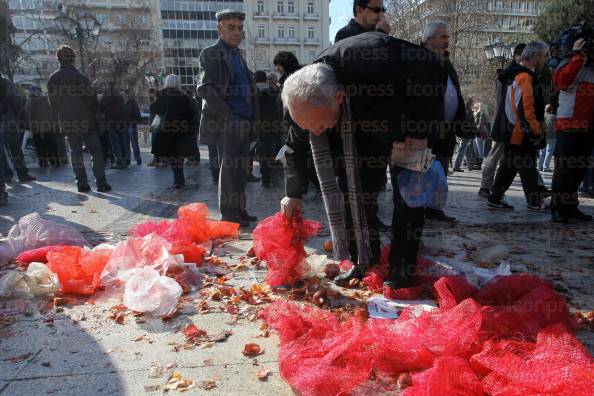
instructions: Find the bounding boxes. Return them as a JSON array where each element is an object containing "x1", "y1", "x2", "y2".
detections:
[{"x1": 329, "y1": 1, "x2": 352, "y2": 42}]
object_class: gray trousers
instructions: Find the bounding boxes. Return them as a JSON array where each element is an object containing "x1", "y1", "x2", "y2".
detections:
[
  {"x1": 216, "y1": 116, "x2": 251, "y2": 219},
  {"x1": 0, "y1": 128, "x2": 6, "y2": 193},
  {"x1": 66, "y1": 131, "x2": 107, "y2": 186},
  {"x1": 480, "y1": 141, "x2": 506, "y2": 190}
]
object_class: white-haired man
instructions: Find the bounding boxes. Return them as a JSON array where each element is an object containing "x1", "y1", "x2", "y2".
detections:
[
  {"x1": 197, "y1": 10, "x2": 259, "y2": 227},
  {"x1": 488, "y1": 40, "x2": 550, "y2": 212},
  {"x1": 280, "y1": 32, "x2": 446, "y2": 297},
  {"x1": 421, "y1": 20, "x2": 475, "y2": 223}
]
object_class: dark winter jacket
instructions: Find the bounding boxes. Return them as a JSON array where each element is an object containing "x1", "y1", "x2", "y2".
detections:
[
  {"x1": 334, "y1": 18, "x2": 388, "y2": 43},
  {"x1": 123, "y1": 98, "x2": 141, "y2": 127},
  {"x1": 99, "y1": 93, "x2": 127, "y2": 132},
  {"x1": 47, "y1": 64, "x2": 99, "y2": 134},
  {"x1": 149, "y1": 88, "x2": 195, "y2": 158},
  {"x1": 285, "y1": 32, "x2": 446, "y2": 198},
  {"x1": 25, "y1": 95, "x2": 59, "y2": 134}
]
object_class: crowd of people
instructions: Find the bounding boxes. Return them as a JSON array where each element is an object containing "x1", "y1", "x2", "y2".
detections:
[{"x1": 1, "y1": 0, "x2": 593, "y2": 294}]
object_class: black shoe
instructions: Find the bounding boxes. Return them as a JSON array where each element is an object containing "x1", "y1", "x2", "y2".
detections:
[
  {"x1": 565, "y1": 208, "x2": 592, "y2": 222},
  {"x1": 172, "y1": 183, "x2": 185, "y2": 189},
  {"x1": 551, "y1": 211, "x2": 569, "y2": 224},
  {"x1": 136, "y1": 159, "x2": 142, "y2": 165},
  {"x1": 262, "y1": 180, "x2": 272, "y2": 188},
  {"x1": 77, "y1": 183, "x2": 91, "y2": 193},
  {"x1": 426, "y1": 209, "x2": 457, "y2": 222},
  {"x1": 478, "y1": 188, "x2": 491, "y2": 198},
  {"x1": 247, "y1": 174, "x2": 261, "y2": 182},
  {"x1": 0, "y1": 191, "x2": 7, "y2": 206},
  {"x1": 111, "y1": 164, "x2": 125, "y2": 169},
  {"x1": 241, "y1": 212, "x2": 258, "y2": 222},
  {"x1": 18, "y1": 174, "x2": 36, "y2": 182},
  {"x1": 96, "y1": 183, "x2": 112, "y2": 193},
  {"x1": 487, "y1": 199, "x2": 514, "y2": 210},
  {"x1": 333, "y1": 265, "x2": 368, "y2": 287},
  {"x1": 452, "y1": 168, "x2": 464, "y2": 172}
]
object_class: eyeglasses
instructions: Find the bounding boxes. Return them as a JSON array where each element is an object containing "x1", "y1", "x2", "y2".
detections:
[{"x1": 365, "y1": 6, "x2": 386, "y2": 13}]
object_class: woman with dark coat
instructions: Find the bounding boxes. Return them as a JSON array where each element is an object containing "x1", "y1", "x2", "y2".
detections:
[
  {"x1": 149, "y1": 74, "x2": 195, "y2": 188},
  {"x1": 25, "y1": 85, "x2": 61, "y2": 167}
]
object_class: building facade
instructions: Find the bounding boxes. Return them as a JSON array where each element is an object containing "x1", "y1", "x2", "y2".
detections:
[{"x1": 244, "y1": 0, "x2": 330, "y2": 71}]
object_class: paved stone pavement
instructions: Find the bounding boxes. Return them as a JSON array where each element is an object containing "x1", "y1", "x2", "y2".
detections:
[{"x1": 1, "y1": 143, "x2": 593, "y2": 395}]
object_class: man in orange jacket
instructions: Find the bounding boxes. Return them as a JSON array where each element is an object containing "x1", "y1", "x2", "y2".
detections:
[
  {"x1": 551, "y1": 37, "x2": 594, "y2": 223},
  {"x1": 487, "y1": 41, "x2": 549, "y2": 212}
]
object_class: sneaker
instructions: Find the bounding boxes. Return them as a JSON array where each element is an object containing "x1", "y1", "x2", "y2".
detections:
[
  {"x1": 0, "y1": 191, "x2": 7, "y2": 206},
  {"x1": 96, "y1": 183, "x2": 112, "y2": 193},
  {"x1": 565, "y1": 207, "x2": 592, "y2": 222},
  {"x1": 527, "y1": 202, "x2": 550, "y2": 212},
  {"x1": 487, "y1": 199, "x2": 514, "y2": 210},
  {"x1": 478, "y1": 188, "x2": 491, "y2": 198}
]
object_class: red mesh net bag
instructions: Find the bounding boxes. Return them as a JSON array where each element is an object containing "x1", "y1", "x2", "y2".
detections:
[
  {"x1": 259, "y1": 301, "x2": 373, "y2": 396},
  {"x1": 47, "y1": 246, "x2": 112, "y2": 295},
  {"x1": 403, "y1": 356, "x2": 484, "y2": 396},
  {"x1": 206, "y1": 220, "x2": 239, "y2": 240},
  {"x1": 16, "y1": 243, "x2": 65, "y2": 268},
  {"x1": 480, "y1": 284, "x2": 570, "y2": 339},
  {"x1": 252, "y1": 213, "x2": 320, "y2": 286},
  {"x1": 433, "y1": 276, "x2": 478, "y2": 309},
  {"x1": 471, "y1": 324, "x2": 594, "y2": 395},
  {"x1": 128, "y1": 220, "x2": 172, "y2": 238},
  {"x1": 475, "y1": 274, "x2": 550, "y2": 306}
]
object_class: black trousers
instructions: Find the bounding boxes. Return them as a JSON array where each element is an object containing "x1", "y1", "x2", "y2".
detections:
[
  {"x1": 491, "y1": 144, "x2": 541, "y2": 206},
  {"x1": 170, "y1": 157, "x2": 185, "y2": 185},
  {"x1": 33, "y1": 132, "x2": 59, "y2": 167},
  {"x1": 337, "y1": 151, "x2": 390, "y2": 266},
  {"x1": 389, "y1": 166, "x2": 426, "y2": 286},
  {"x1": 551, "y1": 131, "x2": 594, "y2": 214},
  {"x1": 256, "y1": 135, "x2": 282, "y2": 184},
  {"x1": 2, "y1": 126, "x2": 30, "y2": 178}
]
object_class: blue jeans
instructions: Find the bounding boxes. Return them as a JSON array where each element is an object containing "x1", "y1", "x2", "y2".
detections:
[
  {"x1": 127, "y1": 124, "x2": 141, "y2": 163},
  {"x1": 454, "y1": 138, "x2": 473, "y2": 170},
  {"x1": 107, "y1": 128, "x2": 129, "y2": 166},
  {"x1": 473, "y1": 138, "x2": 485, "y2": 159},
  {"x1": 538, "y1": 139, "x2": 556, "y2": 171}
]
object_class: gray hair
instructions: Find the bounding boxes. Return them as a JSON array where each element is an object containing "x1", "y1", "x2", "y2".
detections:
[
  {"x1": 164, "y1": 74, "x2": 181, "y2": 90},
  {"x1": 422, "y1": 20, "x2": 448, "y2": 44},
  {"x1": 521, "y1": 40, "x2": 549, "y2": 62},
  {"x1": 281, "y1": 63, "x2": 338, "y2": 108}
]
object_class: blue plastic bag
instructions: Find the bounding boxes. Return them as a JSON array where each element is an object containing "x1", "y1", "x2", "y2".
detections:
[{"x1": 397, "y1": 160, "x2": 448, "y2": 209}]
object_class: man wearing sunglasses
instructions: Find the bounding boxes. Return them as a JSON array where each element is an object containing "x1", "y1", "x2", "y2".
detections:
[{"x1": 335, "y1": 0, "x2": 389, "y2": 43}]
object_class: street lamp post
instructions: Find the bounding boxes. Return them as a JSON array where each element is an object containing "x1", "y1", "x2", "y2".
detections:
[
  {"x1": 484, "y1": 40, "x2": 515, "y2": 69},
  {"x1": 54, "y1": 4, "x2": 100, "y2": 74}
]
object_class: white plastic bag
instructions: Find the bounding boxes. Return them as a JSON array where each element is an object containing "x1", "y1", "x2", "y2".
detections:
[
  {"x1": 0, "y1": 262, "x2": 59, "y2": 298},
  {"x1": 0, "y1": 213, "x2": 88, "y2": 263},
  {"x1": 26, "y1": 262, "x2": 60, "y2": 295},
  {"x1": 101, "y1": 233, "x2": 183, "y2": 285},
  {"x1": 123, "y1": 268, "x2": 182, "y2": 317}
]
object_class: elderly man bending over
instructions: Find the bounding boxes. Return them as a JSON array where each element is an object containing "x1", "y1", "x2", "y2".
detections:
[{"x1": 280, "y1": 32, "x2": 446, "y2": 296}]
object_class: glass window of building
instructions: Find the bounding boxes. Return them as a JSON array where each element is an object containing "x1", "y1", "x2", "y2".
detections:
[
  {"x1": 277, "y1": 0, "x2": 284, "y2": 13},
  {"x1": 257, "y1": 0, "x2": 264, "y2": 13},
  {"x1": 288, "y1": 1, "x2": 295, "y2": 13},
  {"x1": 258, "y1": 25, "x2": 265, "y2": 38},
  {"x1": 307, "y1": 1, "x2": 314, "y2": 14},
  {"x1": 307, "y1": 26, "x2": 314, "y2": 39},
  {"x1": 278, "y1": 25, "x2": 285, "y2": 38},
  {"x1": 288, "y1": 26, "x2": 295, "y2": 38}
]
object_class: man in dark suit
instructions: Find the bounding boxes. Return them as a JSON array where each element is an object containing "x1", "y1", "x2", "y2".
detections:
[
  {"x1": 334, "y1": 0, "x2": 389, "y2": 43},
  {"x1": 47, "y1": 45, "x2": 111, "y2": 193},
  {"x1": 197, "y1": 9, "x2": 259, "y2": 227},
  {"x1": 280, "y1": 32, "x2": 446, "y2": 296}
]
